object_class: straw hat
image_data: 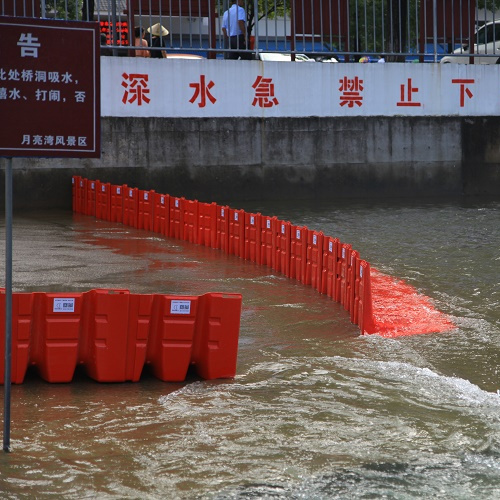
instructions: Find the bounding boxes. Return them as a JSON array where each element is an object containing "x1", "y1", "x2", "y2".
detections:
[{"x1": 147, "y1": 23, "x2": 169, "y2": 37}]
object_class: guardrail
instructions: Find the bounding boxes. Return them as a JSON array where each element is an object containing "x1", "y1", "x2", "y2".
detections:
[{"x1": 3, "y1": 0, "x2": 500, "y2": 63}]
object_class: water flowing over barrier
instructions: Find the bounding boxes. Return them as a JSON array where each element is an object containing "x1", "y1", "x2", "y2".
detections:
[
  {"x1": 0, "y1": 289, "x2": 242, "y2": 384},
  {"x1": 71, "y1": 177, "x2": 456, "y2": 338}
]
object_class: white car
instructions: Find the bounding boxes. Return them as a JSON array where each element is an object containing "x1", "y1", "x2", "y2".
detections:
[{"x1": 440, "y1": 20, "x2": 500, "y2": 64}]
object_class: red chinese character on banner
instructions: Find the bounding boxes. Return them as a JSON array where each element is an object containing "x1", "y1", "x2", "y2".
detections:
[
  {"x1": 339, "y1": 76, "x2": 363, "y2": 107},
  {"x1": 121, "y1": 72, "x2": 150, "y2": 105},
  {"x1": 252, "y1": 76, "x2": 279, "y2": 107},
  {"x1": 189, "y1": 74, "x2": 216, "y2": 108},
  {"x1": 451, "y1": 78, "x2": 474, "y2": 107},
  {"x1": 397, "y1": 78, "x2": 421, "y2": 107}
]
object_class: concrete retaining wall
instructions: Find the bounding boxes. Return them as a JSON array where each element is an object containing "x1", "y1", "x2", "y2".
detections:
[{"x1": 1, "y1": 115, "x2": 499, "y2": 209}]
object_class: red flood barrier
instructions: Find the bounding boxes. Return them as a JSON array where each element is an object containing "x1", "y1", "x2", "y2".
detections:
[
  {"x1": 229, "y1": 208, "x2": 245, "y2": 258},
  {"x1": 260, "y1": 215, "x2": 276, "y2": 268},
  {"x1": 169, "y1": 196, "x2": 184, "y2": 240},
  {"x1": 244, "y1": 212, "x2": 261, "y2": 264},
  {"x1": 198, "y1": 202, "x2": 217, "y2": 248},
  {"x1": 153, "y1": 193, "x2": 169, "y2": 236},
  {"x1": 305, "y1": 231, "x2": 324, "y2": 291},
  {"x1": 290, "y1": 225, "x2": 308, "y2": 282},
  {"x1": 96, "y1": 181, "x2": 111, "y2": 221},
  {"x1": 138, "y1": 189, "x2": 155, "y2": 232},
  {"x1": 274, "y1": 220, "x2": 291, "y2": 276},
  {"x1": 85, "y1": 180, "x2": 97, "y2": 217},
  {"x1": 216, "y1": 205, "x2": 230, "y2": 253},
  {"x1": 123, "y1": 187, "x2": 139, "y2": 228},
  {"x1": 182, "y1": 199, "x2": 199, "y2": 244},
  {"x1": 110, "y1": 184, "x2": 125, "y2": 223},
  {"x1": 0, "y1": 289, "x2": 242, "y2": 384}
]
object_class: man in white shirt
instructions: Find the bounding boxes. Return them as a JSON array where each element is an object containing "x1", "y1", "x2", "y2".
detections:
[{"x1": 222, "y1": 0, "x2": 251, "y2": 60}]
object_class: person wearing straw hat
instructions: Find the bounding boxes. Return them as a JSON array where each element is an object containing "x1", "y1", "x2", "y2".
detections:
[{"x1": 147, "y1": 23, "x2": 169, "y2": 59}]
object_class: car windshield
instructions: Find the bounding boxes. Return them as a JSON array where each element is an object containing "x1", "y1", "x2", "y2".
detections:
[{"x1": 476, "y1": 22, "x2": 500, "y2": 45}]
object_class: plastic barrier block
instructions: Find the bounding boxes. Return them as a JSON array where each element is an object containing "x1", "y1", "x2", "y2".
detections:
[
  {"x1": 346, "y1": 250, "x2": 359, "y2": 319},
  {"x1": 305, "y1": 230, "x2": 324, "y2": 290},
  {"x1": 96, "y1": 181, "x2": 111, "y2": 221},
  {"x1": 260, "y1": 216, "x2": 277, "y2": 268},
  {"x1": 182, "y1": 199, "x2": 199, "y2": 244},
  {"x1": 198, "y1": 202, "x2": 217, "y2": 248},
  {"x1": 340, "y1": 243, "x2": 352, "y2": 309},
  {"x1": 126, "y1": 293, "x2": 154, "y2": 381},
  {"x1": 153, "y1": 193, "x2": 169, "y2": 236},
  {"x1": 138, "y1": 189, "x2": 155, "y2": 232},
  {"x1": 110, "y1": 184, "x2": 125, "y2": 223},
  {"x1": 290, "y1": 225, "x2": 308, "y2": 282},
  {"x1": 229, "y1": 209, "x2": 245, "y2": 258},
  {"x1": 274, "y1": 220, "x2": 291, "y2": 277},
  {"x1": 358, "y1": 260, "x2": 376, "y2": 334},
  {"x1": 0, "y1": 291, "x2": 34, "y2": 384},
  {"x1": 216, "y1": 205, "x2": 230, "y2": 253},
  {"x1": 71, "y1": 176, "x2": 79, "y2": 213},
  {"x1": 169, "y1": 196, "x2": 185, "y2": 240},
  {"x1": 85, "y1": 179, "x2": 97, "y2": 217},
  {"x1": 147, "y1": 295, "x2": 199, "y2": 382},
  {"x1": 123, "y1": 187, "x2": 139, "y2": 228},
  {"x1": 320, "y1": 236, "x2": 340, "y2": 299},
  {"x1": 80, "y1": 289, "x2": 131, "y2": 382},
  {"x1": 75, "y1": 177, "x2": 86, "y2": 214},
  {"x1": 244, "y1": 212, "x2": 261, "y2": 264},
  {"x1": 192, "y1": 293, "x2": 242, "y2": 380},
  {"x1": 31, "y1": 292, "x2": 84, "y2": 383}
]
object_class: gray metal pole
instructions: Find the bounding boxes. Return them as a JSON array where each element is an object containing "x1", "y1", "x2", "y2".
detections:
[
  {"x1": 3, "y1": 157, "x2": 13, "y2": 453},
  {"x1": 433, "y1": 0, "x2": 438, "y2": 62}
]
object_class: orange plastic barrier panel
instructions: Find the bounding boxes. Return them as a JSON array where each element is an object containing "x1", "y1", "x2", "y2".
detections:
[
  {"x1": 75, "y1": 176, "x2": 86, "y2": 214},
  {"x1": 305, "y1": 230, "x2": 324, "y2": 290},
  {"x1": 260, "y1": 215, "x2": 277, "y2": 268},
  {"x1": 138, "y1": 189, "x2": 155, "y2": 232},
  {"x1": 182, "y1": 199, "x2": 199, "y2": 244},
  {"x1": 85, "y1": 179, "x2": 97, "y2": 217},
  {"x1": 320, "y1": 236, "x2": 341, "y2": 300},
  {"x1": 345, "y1": 250, "x2": 359, "y2": 316},
  {"x1": 290, "y1": 225, "x2": 308, "y2": 282},
  {"x1": 110, "y1": 184, "x2": 125, "y2": 223},
  {"x1": 169, "y1": 196, "x2": 185, "y2": 240},
  {"x1": 191, "y1": 293, "x2": 242, "y2": 379},
  {"x1": 357, "y1": 261, "x2": 376, "y2": 334},
  {"x1": 216, "y1": 205, "x2": 230, "y2": 253},
  {"x1": 72, "y1": 176, "x2": 80, "y2": 213},
  {"x1": 153, "y1": 193, "x2": 169, "y2": 236},
  {"x1": 244, "y1": 212, "x2": 261, "y2": 264},
  {"x1": 96, "y1": 181, "x2": 111, "y2": 221},
  {"x1": 123, "y1": 187, "x2": 139, "y2": 228},
  {"x1": 274, "y1": 220, "x2": 291, "y2": 276},
  {"x1": 198, "y1": 202, "x2": 217, "y2": 248},
  {"x1": 0, "y1": 291, "x2": 34, "y2": 384},
  {"x1": 30, "y1": 292, "x2": 84, "y2": 383},
  {"x1": 228, "y1": 209, "x2": 245, "y2": 258},
  {"x1": 339, "y1": 243, "x2": 353, "y2": 309},
  {"x1": 80, "y1": 289, "x2": 132, "y2": 382},
  {"x1": 146, "y1": 294, "x2": 199, "y2": 381}
]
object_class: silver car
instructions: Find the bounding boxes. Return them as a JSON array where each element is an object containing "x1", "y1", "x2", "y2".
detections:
[{"x1": 440, "y1": 20, "x2": 500, "y2": 64}]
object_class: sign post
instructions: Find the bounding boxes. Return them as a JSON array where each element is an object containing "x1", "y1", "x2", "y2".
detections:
[{"x1": 0, "y1": 16, "x2": 101, "y2": 452}]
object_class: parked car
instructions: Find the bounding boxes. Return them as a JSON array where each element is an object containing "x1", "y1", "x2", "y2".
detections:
[{"x1": 440, "y1": 20, "x2": 500, "y2": 64}]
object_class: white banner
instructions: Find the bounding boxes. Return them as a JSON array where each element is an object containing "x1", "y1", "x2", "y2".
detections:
[{"x1": 101, "y1": 57, "x2": 500, "y2": 118}]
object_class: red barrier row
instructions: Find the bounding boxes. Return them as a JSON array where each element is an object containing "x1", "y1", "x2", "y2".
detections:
[
  {"x1": 0, "y1": 289, "x2": 242, "y2": 384},
  {"x1": 72, "y1": 176, "x2": 376, "y2": 335}
]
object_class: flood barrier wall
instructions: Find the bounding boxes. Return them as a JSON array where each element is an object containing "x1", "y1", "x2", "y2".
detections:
[
  {"x1": 73, "y1": 176, "x2": 377, "y2": 337},
  {"x1": 0, "y1": 288, "x2": 242, "y2": 384}
]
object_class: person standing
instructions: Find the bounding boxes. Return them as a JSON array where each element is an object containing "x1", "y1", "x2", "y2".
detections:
[
  {"x1": 134, "y1": 27, "x2": 150, "y2": 58},
  {"x1": 222, "y1": 0, "x2": 251, "y2": 60},
  {"x1": 147, "y1": 23, "x2": 169, "y2": 59}
]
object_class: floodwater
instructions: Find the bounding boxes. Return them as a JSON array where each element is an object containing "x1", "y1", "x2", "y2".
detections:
[{"x1": 0, "y1": 197, "x2": 499, "y2": 499}]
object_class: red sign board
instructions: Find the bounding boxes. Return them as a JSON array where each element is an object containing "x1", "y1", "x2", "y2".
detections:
[{"x1": 0, "y1": 17, "x2": 100, "y2": 158}]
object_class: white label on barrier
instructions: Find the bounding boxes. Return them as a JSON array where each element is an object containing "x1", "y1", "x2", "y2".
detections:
[
  {"x1": 175, "y1": 199, "x2": 179, "y2": 207},
  {"x1": 281, "y1": 224, "x2": 285, "y2": 234},
  {"x1": 360, "y1": 267, "x2": 363, "y2": 278},
  {"x1": 296, "y1": 229, "x2": 301, "y2": 239},
  {"x1": 144, "y1": 192, "x2": 148, "y2": 201},
  {"x1": 102, "y1": 185, "x2": 105, "y2": 192},
  {"x1": 221, "y1": 208, "x2": 225, "y2": 217},
  {"x1": 342, "y1": 248, "x2": 345, "y2": 258},
  {"x1": 117, "y1": 187, "x2": 121, "y2": 194},
  {"x1": 235, "y1": 212, "x2": 239, "y2": 221},
  {"x1": 53, "y1": 298, "x2": 75, "y2": 313},
  {"x1": 129, "y1": 189, "x2": 133, "y2": 197},
  {"x1": 170, "y1": 300, "x2": 191, "y2": 315},
  {"x1": 72, "y1": 178, "x2": 75, "y2": 184},
  {"x1": 329, "y1": 241, "x2": 333, "y2": 252},
  {"x1": 80, "y1": 180, "x2": 83, "y2": 187},
  {"x1": 250, "y1": 216, "x2": 254, "y2": 225},
  {"x1": 313, "y1": 234, "x2": 317, "y2": 245},
  {"x1": 267, "y1": 220, "x2": 271, "y2": 229},
  {"x1": 91, "y1": 182, "x2": 95, "y2": 189},
  {"x1": 161, "y1": 196, "x2": 164, "y2": 204}
]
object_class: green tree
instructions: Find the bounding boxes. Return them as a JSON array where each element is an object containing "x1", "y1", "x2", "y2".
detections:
[{"x1": 43, "y1": 0, "x2": 81, "y2": 20}]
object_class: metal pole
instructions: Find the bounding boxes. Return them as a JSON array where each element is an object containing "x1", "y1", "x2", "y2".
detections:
[
  {"x1": 3, "y1": 157, "x2": 13, "y2": 453},
  {"x1": 433, "y1": 0, "x2": 438, "y2": 62}
]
